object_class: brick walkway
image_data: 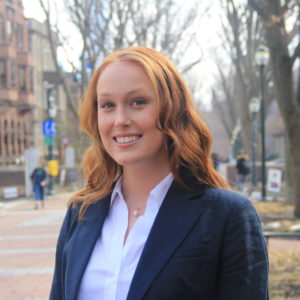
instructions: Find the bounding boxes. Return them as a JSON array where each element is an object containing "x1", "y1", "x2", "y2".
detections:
[
  {"x1": 0, "y1": 192, "x2": 299, "y2": 300},
  {"x1": 0, "y1": 193, "x2": 70, "y2": 300}
]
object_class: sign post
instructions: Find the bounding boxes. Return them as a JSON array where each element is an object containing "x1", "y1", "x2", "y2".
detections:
[
  {"x1": 267, "y1": 168, "x2": 282, "y2": 193},
  {"x1": 43, "y1": 83, "x2": 58, "y2": 195}
]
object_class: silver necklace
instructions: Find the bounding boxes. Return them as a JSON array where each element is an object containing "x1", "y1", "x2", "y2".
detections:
[
  {"x1": 133, "y1": 208, "x2": 141, "y2": 218},
  {"x1": 131, "y1": 204, "x2": 147, "y2": 218}
]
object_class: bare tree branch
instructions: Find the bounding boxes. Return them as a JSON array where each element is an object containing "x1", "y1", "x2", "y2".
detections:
[{"x1": 38, "y1": 0, "x2": 78, "y2": 119}]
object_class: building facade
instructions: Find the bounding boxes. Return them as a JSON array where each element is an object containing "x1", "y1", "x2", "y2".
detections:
[
  {"x1": 0, "y1": 1, "x2": 80, "y2": 197},
  {"x1": 0, "y1": 0, "x2": 34, "y2": 168}
]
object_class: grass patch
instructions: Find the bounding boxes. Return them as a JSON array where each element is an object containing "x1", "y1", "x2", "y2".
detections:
[
  {"x1": 253, "y1": 201, "x2": 300, "y2": 299},
  {"x1": 269, "y1": 250, "x2": 300, "y2": 299},
  {"x1": 254, "y1": 201, "x2": 294, "y2": 217}
]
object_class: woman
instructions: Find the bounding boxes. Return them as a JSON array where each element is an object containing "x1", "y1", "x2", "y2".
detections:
[
  {"x1": 50, "y1": 47, "x2": 268, "y2": 300},
  {"x1": 30, "y1": 161, "x2": 47, "y2": 209}
]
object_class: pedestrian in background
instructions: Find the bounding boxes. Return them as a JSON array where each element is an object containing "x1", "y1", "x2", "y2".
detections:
[
  {"x1": 236, "y1": 153, "x2": 250, "y2": 192},
  {"x1": 31, "y1": 161, "x2": 47, "y2": 209},
  {"x1": 50, "y1": 47, "x2": 268, "y2": 300},
  {"x1": 212, "y1": 152, "x2": 220, "y2": 171}
]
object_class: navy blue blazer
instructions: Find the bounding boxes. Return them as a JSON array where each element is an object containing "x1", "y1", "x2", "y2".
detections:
[{"x1": 50, "y1": 176, "x2": 269, "y2": 300}]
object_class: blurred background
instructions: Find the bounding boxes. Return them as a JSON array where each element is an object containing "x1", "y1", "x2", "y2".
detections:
[{"x1": 0, "y1": 0, "x2": 300, "y2": 299}]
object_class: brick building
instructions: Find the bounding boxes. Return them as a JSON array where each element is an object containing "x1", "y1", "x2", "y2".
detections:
[
  {"x1": 0, "y1": 0, "x2": 34, "y2": 168},
  {"x1": 0, "y1": 1, "x2": 80, "y2": 197}
]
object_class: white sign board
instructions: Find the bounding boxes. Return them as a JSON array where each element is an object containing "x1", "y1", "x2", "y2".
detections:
[
  {"x1": 65, "y1": 147, "x2": 75, "y2": 168},
  {"x1": 267, "y1": 168, "x2": 282, "y2": 193},
  {"x1": 3, "y1": 187, "x2": 18, "y2": 199},
  {"x1": 60, "y1": 168, "x2": 66, "y2": 187}
]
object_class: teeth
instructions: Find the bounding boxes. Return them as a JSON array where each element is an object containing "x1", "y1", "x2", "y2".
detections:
[{"x1": 116, "y1": 136, "x2": 140, "y2": 143}]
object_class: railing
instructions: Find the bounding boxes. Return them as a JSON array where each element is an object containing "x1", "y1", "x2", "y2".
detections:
[
  {"x1": 260, "y1": 215, "x2": 300, "y2": 222},
  {"x1": 263, "y1": 231, "x2": 300, "y2": 248}
]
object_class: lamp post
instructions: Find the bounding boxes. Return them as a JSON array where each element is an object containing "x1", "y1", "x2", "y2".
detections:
[
  {"x1": 249, "y1": 97, "x2": 260, "y2": 193},
  {"x1": 255, "y1": 45, "x2": 269, "y2": 201},
  {"x1": 45, "y1": 84, "x2": 57, "y2": 195}
]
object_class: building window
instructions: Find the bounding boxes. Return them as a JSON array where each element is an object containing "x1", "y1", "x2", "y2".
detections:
[
  {"x1": 19, "y1": 65, "x2": 26, "y2": 91},
  {"x1": 0, "y1": 60, "x2": 7, "y2": 88},
  {"x1": 0, "y1": 14, "x2": 4, "y2": 41},
  {"x1": 17, "y1": 24, "x2": 23, "y2": 48},
  {"x1": 6, "y1": 7, "x2": 15, "y2": 16},
  {"x1": 10, "y1": 59, "x2": 16, "y2": 88},
  {"x1": 6, "y1": 19, "x2": 13, "y2": 42},
  {"x1": 28, "y1": 21, "x2": 33, "y2": 53},
  {"x1": 29, "y1": 68, "x2": 34, "y2": 92},
  {"x1": 4, "y1": 120, "x2": 8, "y2": 155}
]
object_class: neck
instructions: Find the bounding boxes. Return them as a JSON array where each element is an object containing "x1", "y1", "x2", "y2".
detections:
[{"x1": 121, "y1": 160, "x2": 171, "y2": 207}]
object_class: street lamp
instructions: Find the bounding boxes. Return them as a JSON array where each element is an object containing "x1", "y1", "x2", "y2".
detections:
[
  {"x1": 46, "y1": 84, "x2": 57, "y2": 195},
  {"x1": 249, "y1": 97, "x2": 260, "y2": 193},
  {"x1": 255, "y1": 45, "x2": 269, "y2": 201}
]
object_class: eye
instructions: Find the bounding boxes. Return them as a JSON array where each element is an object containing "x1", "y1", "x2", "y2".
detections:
[
  {"x1": 99, "y1": 102, "x2": 115, "y2": 109},
  {"x1": 132, "y1": 99, "x2": 147, "y2": 106}
]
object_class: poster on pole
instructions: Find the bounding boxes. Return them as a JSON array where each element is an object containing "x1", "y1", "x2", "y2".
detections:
[{"x1": 267, "y1": 168, "x2": 282, "y2": 193}]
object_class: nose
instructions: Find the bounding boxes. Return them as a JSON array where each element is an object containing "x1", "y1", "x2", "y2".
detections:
[{"x1": 114, "y1": 107, "x2": 131, "y2": 127}]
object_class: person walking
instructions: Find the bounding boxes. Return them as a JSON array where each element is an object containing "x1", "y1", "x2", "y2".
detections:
[
  {"x1": 31, "y1": 162, "x2": 47, "y2": 209},
  {"x1": 236, "y1": 154, "x2": 250, "y2": 192}
]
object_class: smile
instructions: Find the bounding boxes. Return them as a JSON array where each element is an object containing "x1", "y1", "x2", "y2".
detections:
[{"x1": 114, "y1": 135, "x2": 141, "y2": 144}]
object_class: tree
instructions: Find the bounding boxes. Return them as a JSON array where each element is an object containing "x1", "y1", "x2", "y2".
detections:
[
  {"x1": 38, "y1": 0, "x2": 78, "y2": 119},
  {"x1": 249, "y1": 0, "x2": 300, "y2": 216},
  {"x1": 40, "y1": 0, "x2": 208, "y2": 100},
  {"x1": 214, "y1": 0, "x2": 266, "y2": 156},
  {"x1": 37, "y1": 0, "x2": 210, "y2": 162},
  {"x1": 212, "y1": 68, "x2": 238, "y2": 142}
]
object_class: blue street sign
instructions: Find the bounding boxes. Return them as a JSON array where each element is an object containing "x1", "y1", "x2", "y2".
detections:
[{"x1": 42, "y1": 120, "x2": 56, "y2": 137}]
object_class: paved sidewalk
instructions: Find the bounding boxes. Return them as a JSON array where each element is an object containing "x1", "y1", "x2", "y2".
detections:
[{"x1": 0, "y1": 193, "x2": 71, "y2": 300}]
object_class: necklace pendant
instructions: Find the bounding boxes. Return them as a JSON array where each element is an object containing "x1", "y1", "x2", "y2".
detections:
[{"x1": 133, "y1": 209, "x2": 140, "y2": 218}]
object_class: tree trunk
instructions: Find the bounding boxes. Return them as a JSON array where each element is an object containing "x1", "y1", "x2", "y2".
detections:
[
  {"x1": 284, "y1": 135, "x2": 294, "y2": 202},
  {"x1": 267, "y1": 48, "x2": 300, "y2": 216},
  {"x1": 263, "y1": 0, "x2": 300, "y2": 216},
  {"x1": 287, "y1": 121, "x2": 300, "y2": 216}
]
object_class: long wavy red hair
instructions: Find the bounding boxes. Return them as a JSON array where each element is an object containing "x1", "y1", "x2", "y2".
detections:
[{"x1": 70, "y1": 47, "x2": 228, "y2": 219}]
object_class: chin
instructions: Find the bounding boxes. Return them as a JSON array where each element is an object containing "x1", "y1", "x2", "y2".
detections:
[{"x1": 113, "y1": 155, "x2": 147, "y2": 167}]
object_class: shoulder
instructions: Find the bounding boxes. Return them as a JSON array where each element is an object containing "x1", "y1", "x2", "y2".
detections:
[
  {"x1": 202, "y1": 187, "x2": 259, "y2": 220},
  {"x1": 60, "y1": 203, "x2": 81, "y2": 236}
]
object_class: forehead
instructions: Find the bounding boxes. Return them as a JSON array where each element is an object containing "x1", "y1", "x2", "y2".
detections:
[{"x1": 96, "y1": 60, "x2": 154, "y2": 94}]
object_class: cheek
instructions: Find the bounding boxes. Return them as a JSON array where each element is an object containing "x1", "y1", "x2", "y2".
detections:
[
  {"x1": 149, "y1": 127, "x2": 165, "y2": 148},
  {"x1": 97, "y1": 120, "x2": 111, "y2": 154},
  {"x1": 97, "y1": 114, "x2": 107, "y2": 136}
]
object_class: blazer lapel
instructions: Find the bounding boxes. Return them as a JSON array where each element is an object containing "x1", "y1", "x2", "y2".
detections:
[
  {"x1": 65, "y1": 195, "x2": 111, "y2": 300},
  {"x1": 127, "y1": 180, "x2": 210, "y2": 300}
]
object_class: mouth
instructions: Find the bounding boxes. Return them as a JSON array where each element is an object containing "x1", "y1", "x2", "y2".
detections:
[{"x1": 114, "y1": 135, "x2": 142, "y2": 144}]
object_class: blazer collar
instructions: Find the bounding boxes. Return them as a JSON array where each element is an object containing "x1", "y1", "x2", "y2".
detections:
[
  {"x1": 127, "y1": 177, "x2": 210, "y2": 300},
  {"x1": 65, "y1": 195, "x2": 111, "y2": 300}
]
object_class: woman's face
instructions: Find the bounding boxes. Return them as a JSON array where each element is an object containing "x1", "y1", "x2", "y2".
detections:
[{"x1": 96, "y1": 60, "x2": 168, "y2": 168}]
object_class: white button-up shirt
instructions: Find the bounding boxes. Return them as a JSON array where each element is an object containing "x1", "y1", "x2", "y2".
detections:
[{"x1": 78, "y1": 173, "x2": 174, "y2": 300}]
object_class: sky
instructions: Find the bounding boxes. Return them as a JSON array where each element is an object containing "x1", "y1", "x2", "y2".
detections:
[{"x1": 22, "y1": 0, "x2": 225, "y2": 109}]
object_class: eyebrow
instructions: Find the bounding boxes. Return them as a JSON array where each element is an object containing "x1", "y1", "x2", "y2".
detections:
[{"x1": 97, "y1": 88, "x2": 152, "y2": 98}]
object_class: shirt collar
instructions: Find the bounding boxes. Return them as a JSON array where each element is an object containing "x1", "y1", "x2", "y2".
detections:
[
  {"x1": 110, "y1": 173, "x2": 174, "y2": 208},
  {"x1": 149, "y1": 173, "x2": 174, "y2": 208},
  {"x1": 111, "y1": 176, "x2": 123, "y2": 206}
]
